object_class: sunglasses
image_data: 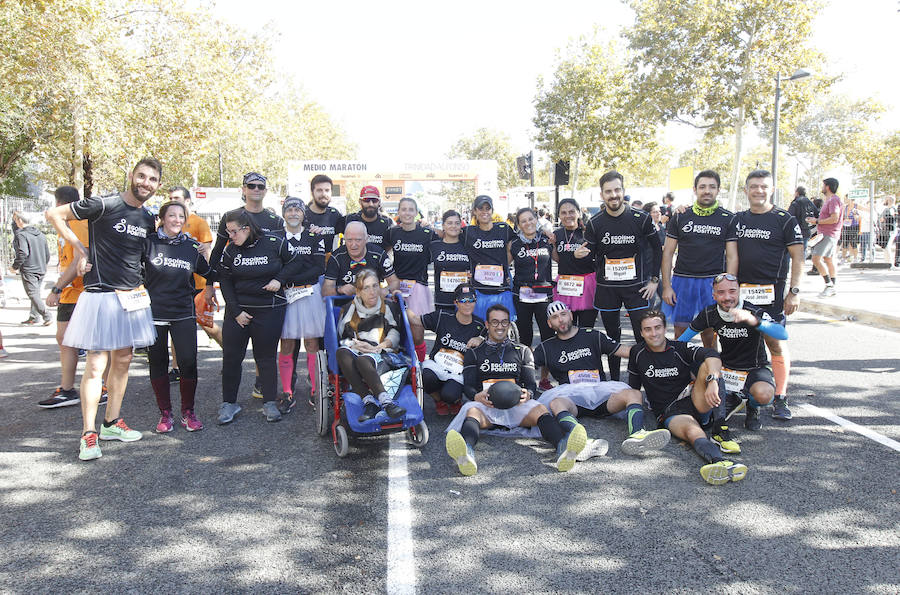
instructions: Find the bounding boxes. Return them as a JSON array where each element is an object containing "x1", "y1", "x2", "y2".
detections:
[
  {"x1": 456, "y1": 297, "x2": 476, "y2": 304},
  {"x1": 713, "y1": 273, "x2": 738, "y2": 283},
  {"x1": 361, "y1": 198, "x2": 380, "y2": 204},
  {"x1": 245, "y1": 183, "x2": 266, "y2": 190},
  {"x1": 226, "y1": 226, "x2": 249, "y2": 236}
]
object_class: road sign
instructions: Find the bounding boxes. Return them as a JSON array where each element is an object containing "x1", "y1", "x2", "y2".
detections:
[{"x1": 848, "y1": 189, "x2": 869, "y2": 200}]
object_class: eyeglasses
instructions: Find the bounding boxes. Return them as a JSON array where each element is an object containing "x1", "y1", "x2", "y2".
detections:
[
  {"x1": 226, "y1": 226, "x2": 249, "y2": 236},
  {"x1": 245, "y1": 183, "x2": 266, "y2": 190},
  {"x1": 456, "y1": 297, "x2": 476, "y2": 304},
  {"x1": 361, "y1": 198, "x2": 380, "y2": 204},
  {"x1": 487, "y1": 319, "x2": 510, "y2": 328},
  {"x1": 713, "y1": 273, "x2": 738, "y2": 283}
]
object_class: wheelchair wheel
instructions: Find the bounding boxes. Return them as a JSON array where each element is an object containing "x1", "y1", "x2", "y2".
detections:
[
  {"x1": 406, "y1": 421, "x2": 429, "y2": 448},
  {"x1": 414, "y1": 367, "x2": 424, "y2": 409},
  {"x1": 508, "y1": 322, "x2": 520, "y2": 343},
  {"x1": 314, "y1": 351, "x2": 330, "y2": 437},
  {"x1": 334, "y1": 425, "x2": 350, "y2": 457}
]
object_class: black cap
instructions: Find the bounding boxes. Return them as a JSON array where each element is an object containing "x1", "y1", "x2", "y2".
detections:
[
  {"x1": 473, "y1": 195, "x2": 493, "y2": 209},
  {"x1": 454, "y1": 283, "x2": 476, "y2": 300}
]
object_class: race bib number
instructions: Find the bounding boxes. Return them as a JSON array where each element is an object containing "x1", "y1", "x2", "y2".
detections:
[
  {"x1": 285, "y1": 285, "x2": 314, "y2": 304},
  {"x1": 482, "y1": 378, "x2": 517, "y2": 392},
  {"x1": 604, "y1": 257, "x2": 636, "y2": 281},
  {"x1": 721, "y1": 368, "x2": 748, "y2": 393},
  {"x1": 519, "y1": 286, "x2": 549, "y2": 303},
  {"x1": 474, "y1": 264, "x2": 504, "y2": 286},
  {"x1": 115, "y1": 285, "x2": 151, "y2": 312},
  {"x1": 567, "y1": 369, "x2": 600, "y2": 384},
  {"x1": 399, "y1": 280, "x2": 416, "y2": 298},
  {"x1": 557, "y1": 274, "x2": 585, "y2": 297},
  {"x1": 434, "y1": 348, "x2": 464, "y2": 376},
  {"x1": 439, "y1": 270, "x2": 468, "y2": 293},
  {"x1": 740, "y1": 284, "x2": 775, "y2": 305}
]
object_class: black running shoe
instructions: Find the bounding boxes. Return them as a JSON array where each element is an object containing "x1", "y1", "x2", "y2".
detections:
[
  {"x1": 771, "y1": 396, "x2": 792, "y2": 420},
  {"x1": 725, "y1": 392, "x2": 745, "y2": 420},
  {"x1": 38, "y1": 387, "x2": 80, "y2": 409},
  {"x1": 277, "y1": 392, "x2": 296, "y2": 415},
  {"x1": 358, "y1": 402, "x2": 380, "y2": 423},
  {"x1": 383, "y1": 401, "x2": 406, "y2": 419},
  {"x1": 168, "y1": 368, "x2": 180, "y2": 383},
  {"x1": 745, "y1": 406, "x2": 762, "y2": 431}
]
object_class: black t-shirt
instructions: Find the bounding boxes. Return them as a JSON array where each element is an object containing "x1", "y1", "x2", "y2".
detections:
[
  {"x1": 463, "y1": 222, "x2": 516, "y2": 294},
  {"x1": 627, "y1": 339, "x2": 719, "y2": 417},
  {"x1": 463, "y1": 340, "x2": 537, "y2": 394},
  {"x1": 553, "y1": 226, "x2": 594, "y2": 276},
  {"x1": 584, "y1": 207, "x2": 660, "y2": 286},
  {"x1": 282, "y1": 228, "x2": 327, "y2": 286},
  {"x1": 666, "y1": 206, "x2": 735, "y2": 277},
  {"x1": 422, "y1": 309, "x2": 486, "y2": 359},
  {"x1": 345, "y1": 212, "x2": 394, "y2": 251},
  {"x1": 218, "y1": 233, "x2": 298, "y2": 309},
  {"x1": 208, "y1": 207, "x2": 285, "y2": 281},
  {"x1": 430, "y1": 239, "x2": 471, "y2": 307},
  {"x1": 304, "y1": 204, "x2": 344, "y2": 253},
  {"x1": 70, "y1": 194, "x2": 156, "y2": 291},
  {"x1": 689, "y1": 303, "x2": 771, "y2": 370},
  {"x1": 509, "y1": 235, "x2": 554, "y2": 296},
  {"x1": 726, "y1": 207, "x2": 803, "y2": 283},
  {"x1": 144, "y1": 232, "x2": 211, "y2": 321},
  {"x1": 325, "y1": 244, "x2": 395, "y2": 290},
  {"x1": 533, "y1": 328, "x2": 619, "y2": 384},
  {"x1": 388, "y1": 224, "x2": 433, "y2": 284}
]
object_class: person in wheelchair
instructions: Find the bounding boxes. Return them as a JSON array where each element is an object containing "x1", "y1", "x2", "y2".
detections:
[{"x1": 336, "y1": 269, "x2": 407, "y2": 422}]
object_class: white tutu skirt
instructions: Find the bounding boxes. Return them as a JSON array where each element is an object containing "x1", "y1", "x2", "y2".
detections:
[
  {"x1": 446, "y1": 400, "x2": 543, "y2": 438},
  {"x1": 538, "y1": 381, "x2": 631, "y2": 420},
  {"x1": 402, "y1": 281, "x2": 434, "y2": 316},
  {"x1": 281, "y1": 284, "x2": 326, "y2": 339},
  {"x1": 63, "y1": 291, "x2": 157, "y2": 350},
  {"x1": 421, "y1": 358, "x2": 464, "y2": 384}
]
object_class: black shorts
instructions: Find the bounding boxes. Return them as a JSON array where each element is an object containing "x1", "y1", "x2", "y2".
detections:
[
  {"x1": 57, "y1": 302, "x2": 77, "y2": 322},
  {"x1": 739, "y1": 365, "x2": 775, "y2": 395},
  {"x1": 742, "y1": 281, "x2": 786, "y2": 325},
  {"x1": 656, "y1": 385, "x2": 712, "y2": 429},
  {"x1": 594, "y1": 283, "x2": 650, "y2": 312}
]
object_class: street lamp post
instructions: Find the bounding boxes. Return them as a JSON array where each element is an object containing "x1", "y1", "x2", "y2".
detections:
[{"x1": 771, "y1": 68, "x2": 811, "y2": 205}]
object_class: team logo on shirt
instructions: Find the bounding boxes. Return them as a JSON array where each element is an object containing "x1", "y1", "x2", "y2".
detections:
[
  {"x1": 473, "y1": 237, "x2": 506, "y2": 249},
  {"x1": 369, "y1": 234, "x2": 384, "y2": 245},
  {"x1": 643, "y1": 364, "x2": 680, "y2": 378},
  {"x1": 794, "y1": 224, "x2": 802, "y2": 236},
  {"x1": 440, "y1": 333, "x2": 468, "y2": 352},
  {"x1": 717, "y1": 327, "x2": 749, "y2": 339},
  {"x1": 152, "y1": 252, "x2": 191, "y2": 270},
  {"x1": 479, "y1": 359, "x2": 518, "y2": 373},
  {"x1": 113, "y1": 218, "x2": 147, "y2": 238},
  {"x1": 517, "y1": 246, "x2": 549, "y2": 259},
  {"x1": 394, "y1": 239, "x2": 424, "y2": 252},
  {"x1": 342, "y1": 270, "x2": 355, "y2": 284},
  {"x1": 600, "y1": 232, "x2": 636, "y2": 245},
  {"x1": 288, "y1": 243, "x2": 312, "y2": 255},
  {"x1": 734, "y1": 222, "x2": 771, "y2": 240},
  {"x1": 681, "y1": 220, "x2": 722, "y2": 235},
  {"x1": 558, "y1": 347, "x2": 591, "y2": 364},
  {"x1": 233, "y1": 253, "x2": 269, "y2": 266},
  {"x1": 435, "y1": 251, "x2": 468, "y2": 262}
]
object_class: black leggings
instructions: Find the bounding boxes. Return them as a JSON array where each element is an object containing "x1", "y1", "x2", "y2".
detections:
[
  {"x1": 149, "y1": 318, "x2": 198, "y2": 380},
  {"x1": 599, "y1": 309, "x2": 643, "y2": 381},
  {"x1": 337, "y1": 348, "x2": 385, "y2": 397},
  {"x1": 222, "y1": 306, "x2": 285, "y2": 403},
  {"x1": 422, "y1": 368, "x2": 464, "y2": 404},
  {"x1": 514, "y1": 297, "x2": 553, "y2": 349},
  {"x1": 572, "y1": 309, "x2": 598, "y2": 329}
]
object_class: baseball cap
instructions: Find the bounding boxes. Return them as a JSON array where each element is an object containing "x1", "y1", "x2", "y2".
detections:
[
  {"x1": 473, "y1": 195, "x2": 493, "y2": 209},
  {"x1": 546, "y1": 300, "x2": 570, "y2": 317},
  {"x1": 282, "y1": 196, "x2": 303, "y2": 214},
  {"x1": 454, "y1": 283, "x2": 476, "y2": 300},
  {"x1": 360, "y1": 185, "x2": 380, "y2": 200},
  {"x1": 243, "y1": 172, "x2": 267, "y2": 185}
]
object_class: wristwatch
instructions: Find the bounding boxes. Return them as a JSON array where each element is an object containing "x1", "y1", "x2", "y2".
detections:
[
  {"x1": 706, "y1": 373, "x2": 719, "y2": 382},
  {"x1": 650, "y1": 276, "x2": 660, "y2": 283},
  {"x1": 789, "y1": 286, "x2": 800, "y2": 295},
  {"x1": 51, "y1": 286, "x2": 62, "y2": 295}
]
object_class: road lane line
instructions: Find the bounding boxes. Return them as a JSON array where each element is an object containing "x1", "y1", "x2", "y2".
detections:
[
  {"x1": 387, "y1": 433, "x2": 416, "y2": 595},
  {"x1": 801, "y1": 403, "x2": 900, "y2": 453}
]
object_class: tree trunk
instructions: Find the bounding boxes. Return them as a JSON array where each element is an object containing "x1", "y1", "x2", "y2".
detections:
[
  {"x1": 571, "y1": 149, "x2": 581, "y2": 199},
  {"x1": 82, "y1": 132, "x2": 93, "y2": 199},
  {"x1": 69, "y1": 106, "x2": 84, "y2": 190},
  {"x1": 727, "y1": 104, "x2": 745, "y2": 211}
]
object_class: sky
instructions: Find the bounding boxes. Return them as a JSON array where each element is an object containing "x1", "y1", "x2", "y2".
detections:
[{"x1": 211, "y1": 0, "x2": 899, "y2": 171}]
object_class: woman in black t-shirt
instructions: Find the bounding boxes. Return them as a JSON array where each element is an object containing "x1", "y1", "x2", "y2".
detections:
[
  {"x1": 508, "y1": 207, "x2": 555, "y2": 350},
  {"x1": 430, "y1": 210, "x2": 470, "y2": 312},
  {"x1": 552, "y1": 198, "x2": 597, "y2": 329}
]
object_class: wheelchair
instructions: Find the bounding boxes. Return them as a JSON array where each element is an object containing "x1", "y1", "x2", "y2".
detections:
[{"x1": 314, "y1": 294, "x2": 428, "y2": 457}]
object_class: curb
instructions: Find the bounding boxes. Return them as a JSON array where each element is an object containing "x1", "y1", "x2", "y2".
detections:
[{"x1": 798, "y1": 299, "x2": 900, "y2": 332}]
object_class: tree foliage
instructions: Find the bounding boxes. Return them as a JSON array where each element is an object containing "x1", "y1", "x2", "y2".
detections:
[{"x1": 853, "y1": 131, "x2": 900, "y2": 194}]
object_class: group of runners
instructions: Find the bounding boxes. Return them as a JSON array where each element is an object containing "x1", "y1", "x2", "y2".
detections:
[{"x1": 41, "y1": 158, "x2": 810, "y2": 486}]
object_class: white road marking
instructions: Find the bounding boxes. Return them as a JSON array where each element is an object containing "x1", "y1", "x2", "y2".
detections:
[
  {"x1": 801, "y1": 403, "x2": 900, "y2": 453},
  {"x1": 387, "y1": 433, "x2": 416, "y2": 595}
]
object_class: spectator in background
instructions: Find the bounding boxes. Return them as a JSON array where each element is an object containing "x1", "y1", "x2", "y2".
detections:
[
  {"x1": 11, "y1": 211, "x2": 52, "y2": 326},
  {"x1": 631, "y1": 200, "x2": 644, "y2": 210},
  {"x1": 660, "y1": 192, "x2": 675, "y2": 224},
  {"x1": 788, "y1": 186, "x2": 819, "y2": 258},
  {"x1": 879, "y1": 196, "x2": 897, "y2": 268},
  {"x1": 840, "y1": 196, "x2": 859, "y2": 263},
  {"x1": 857, "y1": 197, "x2": 873, "y2": 263},
  {"x1": 808, "y1": 178, "x2": 843, "y2": 298},
  {"x1": 642, "y1": 201, "x2": 666, "y2": 309}
]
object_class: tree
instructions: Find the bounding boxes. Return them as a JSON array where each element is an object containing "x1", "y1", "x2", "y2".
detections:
[
  {"x1": 440, "y1": 128, "x2": 519, "y2": 209},
  {"x1": 627, "y1": 0, "x2": 831, "y2": 209},
  {"x1": 853, "y1": 131, "x2": 900, "y2": 194},
  {"x1": 533, "y1": 28, "x2": 659, "y2": 193}
]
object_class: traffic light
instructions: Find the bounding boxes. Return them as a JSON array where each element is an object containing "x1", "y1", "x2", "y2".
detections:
[
  {"x1": 516, "y1": 155, "x2": 532, "y2": 180},
  {"x1": 554, "y1": 160, "x2": 570, "y2": 185}
]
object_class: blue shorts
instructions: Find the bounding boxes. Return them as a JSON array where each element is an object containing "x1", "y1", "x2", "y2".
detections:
[
  {"x1": 474, "y1": 290, "x2": 517, "y2": 322},
  {"x1": 662, "y1": 275, "x2": 715, "y2": 325}
]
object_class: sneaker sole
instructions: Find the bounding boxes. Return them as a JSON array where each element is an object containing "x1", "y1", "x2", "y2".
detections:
[
  {"x1": 771, "y1": 409, "x2": 793, "y2": 420},
  {"x1": 38, "y1": 398, "x2": 80, "y2": 409},
  {"x1": 576, "y1": 438, "x2": 610, "y2": 462},
  {"x1": 156, "y1": 425, "x2": 174, "y2": 433},
  {"x1": 445, "y1": 430, "x2": 477, "y2": 476},
  {"x1": 713, "y1": 439, "x2": 741, "y2": 455},
  {"x1": 217, "y1": 406, "x2": 242, "y2": 425},
  {"x1": 79, "y1": 448, "x2": 102, "y2": 461},
  {"x1": 99, "y1": 431, "x2": 143, "y2": 442},
  {"x1": 181, "y1": 421, "x2": 203, "y2": 432},
  {"x1": 725, "y1": 399, "x2": 746, "y2": 421},
  {"x1": 700, "y1": 462, "x2": 748, "y2": 485},
  {"x1": 621, "y1": 428, "x2": 671, "y2": 456},
  {"x1": 557, "y1": 424, "x2": 587, "y2": 472}
]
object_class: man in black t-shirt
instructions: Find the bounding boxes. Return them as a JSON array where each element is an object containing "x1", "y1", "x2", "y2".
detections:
[
  {"x1": 628, "y1": 310, "x2": 748, "y2": 485},
  {"x1": 323, "y1": 221, "x2": 400, "y2": 296},
  {"x1": 535, "y1": 301, "x2": 670, "y2": 457},
  {"x1": 344, "y1": 185, "x2": 393, "y2": 251},
  {"x1": 463, "y1": 195, "x2": 518, "y2": 321},
  {"x1": 45, "y1": 158, "x2": 162, "y2": 461},
  {"x1": 444, "y1": 304, "x2": 587, "y2": 476},
  {"x1": 304, "y1": 173, "x2": 344, "y2": 255}
]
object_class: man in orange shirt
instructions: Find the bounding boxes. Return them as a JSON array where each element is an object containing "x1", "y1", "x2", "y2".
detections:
[
  {"x1": 39, "y1": 186, "x2": 108, "y2": 408},
  {"x1": 168, "y1": 187, "x2": 222, "y2": 381}
]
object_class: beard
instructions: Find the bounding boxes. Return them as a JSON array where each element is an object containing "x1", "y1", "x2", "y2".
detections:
[
  {"x1": 362, "y1": 205, "x2": 378, "y2": 219},
  {"x1": 131, "y1": 181, "x2": 152, "y2": 203}
]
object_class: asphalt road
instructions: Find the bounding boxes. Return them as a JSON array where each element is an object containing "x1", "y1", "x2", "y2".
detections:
[{"x1": 0, "y1": 295, "x2": 897, "y2": 594}]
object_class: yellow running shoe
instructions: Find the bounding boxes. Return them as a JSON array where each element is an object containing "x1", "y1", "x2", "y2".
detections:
[
  {"x1": 556, "y1": 423, "x2": 587, "y2": 472},
  {"x1": 621, "y1": 428, "x2": 671, "y2": 455},
  {"x1": 445, "y1": 430, "x2": 477, "y2": 476},
  {"x1": 711, "y1": 425, "x2": 741, "y2": 454},
  {"x1": 700, "y1": 460, "x2": 748, "y2": 485}
]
